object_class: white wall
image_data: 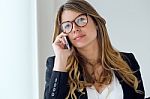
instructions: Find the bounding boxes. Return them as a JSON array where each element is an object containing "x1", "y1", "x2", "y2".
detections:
[
  {"x1": 37, "y1": 0, "x2": 150, "y2": 98},
  {"x1": 0, "y1": 0, "x2": 38, "y2": 99}
]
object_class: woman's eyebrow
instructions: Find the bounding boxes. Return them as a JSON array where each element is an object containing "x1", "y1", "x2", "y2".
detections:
[{"x1": 61, "y1": 13, "x2": 84, "y2": 23}]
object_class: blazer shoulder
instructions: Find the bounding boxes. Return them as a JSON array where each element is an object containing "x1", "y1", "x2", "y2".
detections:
[{"x1": 120, "y1": 52, "x2": 140, "y2": 71}]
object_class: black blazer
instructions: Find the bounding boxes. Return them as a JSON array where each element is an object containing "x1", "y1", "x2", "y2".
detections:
[{"x1": 44, "y1": 52, "x2": 145, "y2": 99}]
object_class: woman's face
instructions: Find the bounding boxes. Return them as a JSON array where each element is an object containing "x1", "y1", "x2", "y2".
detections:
[{"x1": 61, "y1": 10, "x2": 97, "y2": 49}]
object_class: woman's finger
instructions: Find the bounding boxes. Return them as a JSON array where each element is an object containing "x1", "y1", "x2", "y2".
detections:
[{"x1": 54, "y1": 32, "x2": 68, "y2": 44}]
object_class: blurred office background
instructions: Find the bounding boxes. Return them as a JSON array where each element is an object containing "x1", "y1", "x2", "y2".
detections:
[{"x1": 0, "y1": 0, "x2": 150, "y2": 99}]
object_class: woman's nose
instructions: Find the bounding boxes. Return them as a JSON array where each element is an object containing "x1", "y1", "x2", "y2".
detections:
[{"x1": 72, "y1": 22, "x2": 81, "y2": 34}]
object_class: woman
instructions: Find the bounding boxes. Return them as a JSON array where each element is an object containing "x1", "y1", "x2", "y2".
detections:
[{"x1": 44, "y1": 0, "x2": 145, "y2": 99}]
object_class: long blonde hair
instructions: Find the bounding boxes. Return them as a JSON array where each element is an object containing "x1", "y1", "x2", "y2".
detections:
[{"x1": 52, "y1": 0, "x2": 141, "y2": 98}]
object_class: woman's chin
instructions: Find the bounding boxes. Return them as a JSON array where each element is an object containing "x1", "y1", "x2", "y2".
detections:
[{"x1": 74, "y1": 44, "x2": 87, "y2": 49}]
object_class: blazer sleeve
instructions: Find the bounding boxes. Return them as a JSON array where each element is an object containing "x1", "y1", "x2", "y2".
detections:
[
  {"x1": 44, "y1": 56, "x2": 69, "y2": 99},
  {"x1": 122, "y1": 52, "x2": 145, "y2": 99}
]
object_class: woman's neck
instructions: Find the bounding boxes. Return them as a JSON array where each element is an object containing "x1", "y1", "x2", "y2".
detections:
[{"x1": 77, "y1": 40, "x2": 99, "y2": 61}]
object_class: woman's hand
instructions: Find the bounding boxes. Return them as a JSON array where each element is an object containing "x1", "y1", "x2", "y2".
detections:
[{"x1": 52, "y1": 32, "x2": 73, "y2": 72}]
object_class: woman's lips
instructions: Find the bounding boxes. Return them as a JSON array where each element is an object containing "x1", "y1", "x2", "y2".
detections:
[{"x1": 74, "y1": 35, "x2": 85, "y2": 41}]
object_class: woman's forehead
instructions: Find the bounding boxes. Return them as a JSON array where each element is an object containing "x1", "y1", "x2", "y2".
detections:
[{"x1": 61, "y1": 10, "x2": 82, "y2": 23}]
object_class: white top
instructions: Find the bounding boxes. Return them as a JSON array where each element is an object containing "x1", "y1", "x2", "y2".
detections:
[{"x1": 86, "y1": 73, "x2": 123, "y2": 99}]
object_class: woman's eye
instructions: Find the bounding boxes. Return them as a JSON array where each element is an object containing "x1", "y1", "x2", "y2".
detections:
[
  {"x1": 78, "y1": 18, "x2": 85, "y2": 22},
  {"x1": 65, "y1": 24, "x2": 71, "y2": 29},
  {"x1": 76, "y1": 17, "x2": 87, "y2": 25}
]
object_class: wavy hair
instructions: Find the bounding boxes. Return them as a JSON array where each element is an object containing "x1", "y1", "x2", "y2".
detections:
[{"x1": 52, "y1": 0, "x2": 141, "y2": 98}]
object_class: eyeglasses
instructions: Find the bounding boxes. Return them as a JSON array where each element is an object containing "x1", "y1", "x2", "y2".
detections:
[{"x1": 60, "y1": 13, "x2": 88, "y2": 34}]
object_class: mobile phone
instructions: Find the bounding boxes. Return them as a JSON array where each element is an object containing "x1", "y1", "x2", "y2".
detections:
[{"x1": 64, "y1": 36, "x2": 72, "y2": 50}]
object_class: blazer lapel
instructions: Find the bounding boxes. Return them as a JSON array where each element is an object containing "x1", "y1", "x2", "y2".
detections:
[{"x1": 114, "y1": 71, "x2": 135, "y2": 99}]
